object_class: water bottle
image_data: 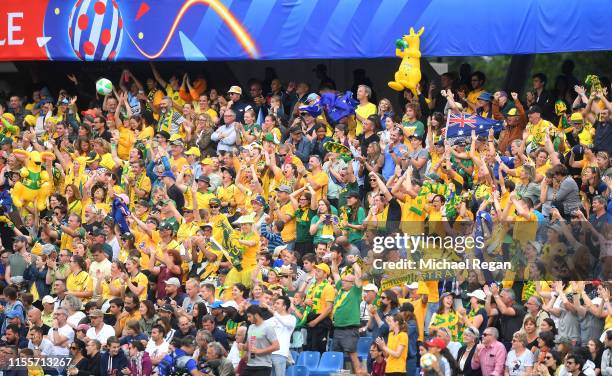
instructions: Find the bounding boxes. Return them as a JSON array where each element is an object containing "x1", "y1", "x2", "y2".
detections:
[{"x1": 249, "y1": 336, "x2": 257, "y2": 359}]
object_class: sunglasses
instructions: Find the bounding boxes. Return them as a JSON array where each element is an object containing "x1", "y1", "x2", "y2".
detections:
[{"x1": 210, "y1": 205, "x2": 219, "y2": 209}]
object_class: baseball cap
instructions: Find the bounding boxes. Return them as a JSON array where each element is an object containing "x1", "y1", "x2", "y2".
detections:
[
  {"x1": 42, "y1": 296, "x2": 56, "y2": 305},
  {"x1": 251, "y1": 195, "x2": 266, "y2": 207},
  {"x1": 210, "y1": 301, "x2": 223, "y2": 309},
  {"x1": 196, "y1": 175, "x2": 210, "y2": 184},
  {"x1": 276, "y1": 185, "x2": 292, "y2": 194},
  {"x1": 185, "y1": 147, "x2": 201, "y2": 157},
  {"x1": 41, "y1": 244, "x2": 57, "y2": 255},
  {"x1": 76, "y1": 324, "x2": 91, "y2": 332},
  {"x1": 363, "y1": 283, "x2": 378, "y2": 293},
  {"x1": 477, "y1": 92, "x2": 493, "y2": 102},
  {"x1": 467, "y1": 289, "x2": 486, "y2": 301},
  {"x1": 160, "y1": 170, "x2": 176, "y2": 180},
  {"x1": 166, "y1": 277, "x2": 181, "y2": 287},
  {"x1": 507, "y1": 108, "x2": 519, "y2": 116},
  {"x1": 201, "y1": 157, "x2": 214, "y2": 165},
  {"x1": 570, "y1": 112, "x2": 584, "y2": 122},
  {"x1": 160, "y1": 304, "x2": 174, "y2": 313},
  {"x1": 528, "y1": 105, "x2": 542, "y2": 114},
  {"x1": 289, "y1": 125, "x2": 303, "y2": 134},
  {"x1": 315, "y1": 263, "x2": 330, "y2": 275},
  {"x1": 407, "y1": 282, "x2": 419, "y2": 289},
  {"x1": 426, "y1": 338, "x2": 447, "y2": 349},
  {"x1": 262, "y1": 133, "x2": 279, "y2": 144},
  {"x1": 346, "y1": 191, "x2": 360, "y2": 199},
  {"x1": 89, "y1": 309, "x2": 104, "y2": 317}
]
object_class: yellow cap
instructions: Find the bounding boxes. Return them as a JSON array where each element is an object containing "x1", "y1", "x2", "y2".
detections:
[
  {"x1": 570, "y1": 112, "x2": 583, "y2": 122},
  {"x1": 1, "y1": 113, "x2": 15, "y2": 124},
  {"x1": 201, "y1": 157, "x2": 213, "y2": 165},
  {"x1": 169, "y1": 134, "x2": 183, "y2": 142},
  {"x1": 185, "y1": 147, "x2": 201, "y2": 157},
  {"x1": 315, "y1": 263, "x2": 331, "y2": 275},
  {"x1": 507, "y1": 108, "x2": 518, "y2": 116},
  {"x1": 24, "y1": 115, "x2": 37, "y2": 127}
]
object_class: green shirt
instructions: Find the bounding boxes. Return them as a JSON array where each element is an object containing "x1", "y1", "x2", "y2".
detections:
[
  {"x1": 347, "y1": 206, "x2": 366, "y2": 243},
  {"x1": 337, "y1": 181, "x2": 359, "y2": 209},
  {"x1": 402, "y1": 120, "x2": 425, "y2": 138},
  {"x1": 332, "y1": 282, "x2": 362, "y2": 328},
  {"x1": 311, "y1": 215, "x2": 339, "y2": 244},
  {"x1": 294, "y1": 208, "x2": 315, "y2": 243}
]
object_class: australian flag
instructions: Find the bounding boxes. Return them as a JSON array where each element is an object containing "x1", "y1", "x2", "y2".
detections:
[
  {"x1": 320, "y1": 91, "x2": 358, "y2": 123},
  {"x1": 445, "y1": 112, "x2": 503, "y2": 139}
]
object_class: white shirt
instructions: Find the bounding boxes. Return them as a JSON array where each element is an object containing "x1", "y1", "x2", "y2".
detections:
[
  {"x1": 266, "y1": 312, "x2": 296, "y2": 358},
  {"x1": 28, "y1": 338, "x2": 54, "y2": 356},
  {"x1": 48, "y1": 324, "x2": 74, "y2": 356},
  {"x1": 89, "y1": 258, "x2": 112, "y2": 288},
  {"x1": 67, "y1": 311, "x2": 86, "y2": 329},
  {"x1": 86, "y1": 324, "x2": 116, "y2": 345},
  {"x1": 145, "y1": 339, "x2": 169, "y2": 359}
]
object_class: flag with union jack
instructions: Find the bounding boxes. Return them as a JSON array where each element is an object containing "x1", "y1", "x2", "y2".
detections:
[{"x1": 445, "y1": 112, "x2": 503, "y2": 139}]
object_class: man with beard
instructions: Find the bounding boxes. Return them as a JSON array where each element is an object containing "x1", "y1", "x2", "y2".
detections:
[
  {"x1": 303, "y1": 263, "x2": 335, "y2": 353},
  {"x1": 206, "y1": 342, "x2": 235, "y2": 376},
  {"x1": 116, "y1": 293, "x2": 141, "y2": 337},
  {"x1": 157, "y1": 96, "x2": 185, "y2": 136}
]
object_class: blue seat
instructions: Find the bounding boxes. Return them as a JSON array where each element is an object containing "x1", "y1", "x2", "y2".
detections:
[
  {"x1": 286, "y1": 365, "x2": 310, "y2": 376},
  {"x1": 310, "y1": 351, "x2": 344, "y2": 376},
  {"x1": 291, "y1": 351, "x2": 300, "y2": 364},
  {"x1": 297, "y1": 351, "x2": 321, "y2": 369},
  {"x1": 357, "y1": 337, "x2": 373, "y2": 360}
]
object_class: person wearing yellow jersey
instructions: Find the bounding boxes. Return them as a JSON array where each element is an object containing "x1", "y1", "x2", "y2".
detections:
[
  {"x1": 466, "y1": 71, "x2": 485, "y2": 114},
  {"x1": 191, "y1": 225, "x2": 223, "y2": 283},
  {"x1": 216, "y1": 167, "x2": 239, "y2": 216},
  {"x1": 354, "y1": 85, "x2": 377, "y2": 137},
  {"x1": 194, "y1": 176, "x2": 216, "y2": 210},
  {"x1": 124, "y1": 257, "x2": 148, "y2": 302},
  {"x1": 525, "y1": 105, "x2": 556, "y2": 150},
  {"x1": 270, "y1": 185, "x2": 296, "y2": 249},
  {"x1": 208, "y1": 198, "x2": 232, "y2": 246},
  {"x1": 124, "y1": 160, "x2": 151, "y2": 209},
  {"x1": 304, "y1": 155, "x2": 328, "y2": 202},
  {"x1": 304, "y1": 263, "x2": 335, "y2": 353},
  {"x1": 376, "y1": 313, "x2": 409, "y2": 376},
  {"x1": 151, "y1": 63, "x2": 185, "y2": 110},
  {"x1": 225, "y1": 214, "x2": 259, "y2": 288},
  {"x1": 168, "y1": 138, "x2": 189, "y2": 172},
  {"x1": 429, "y1": 292, "x2": 460, "y2": 341},
  {"x1": 195, "y1": 94, "x2": 218, "y2": 123},
  {"x1": 330, "y1": 257, "x2": 363, "y2": 373},
  {"x1": 66, "y1": 255, "x2": 93, "y2": 303}
]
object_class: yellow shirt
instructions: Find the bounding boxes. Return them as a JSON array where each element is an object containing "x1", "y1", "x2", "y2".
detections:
[
  {"x1": 306, "y1": 281, "x2": 336, "y2": 314},
  {"x1": 66, "y1": 270, "x2": 93, "y2": 302},
  {"x1": 526, "y1": 119, "x2": 555, "y2": 146},
  {"x1": 421, "y1": 281, "x2": 439, "y2": 303},
  {"x1": 100, "y1": 278, "x2": 124, "y2": 301},
  {"x1": 467, "y1": 89, "x2": 484, "y2": 114},
  {"x1": 355, "y1": 102, "x2": 377, "y2": 137},
  {"x1": 279, "y1": 202, "x2": 296, "y2": 243},
  {"x1": 408, "y1": 296, "x2": 427, "y2": 341},
  {"x1": 309, "y1": 170, "x2": 328, "y2": 202},
  {"x1": 239, "y1": 232, "x2": 259, "y2": 268},
  {"x1": 165, "y1": 84, "x2": 185, "y2": 107},
  {"x1": 385, "y1": 332, "x2": 408, "y2": 373},
  {"x1": 577, "y1": 123, "x2": 595, "y2": 146},
  {"x1": 512, "y1": 211, "x2": 538, "y2": 246},
  {"x1": 117, "y1": 126, "x2": 135, "y2": 161},
  {"x1": 170, "y1": 156, "x2": 189, "y2": 172},
  {"x1": 195, "y1": 106, "x2": 219, "y2": 123},
  {"x1": 129, "y1": 272, "x2": 149, "y2": 301}
]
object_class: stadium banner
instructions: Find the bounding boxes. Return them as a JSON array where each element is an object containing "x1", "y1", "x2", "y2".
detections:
[{"x1": 0, "y1": 0, "x2": 611, "y2": 62}]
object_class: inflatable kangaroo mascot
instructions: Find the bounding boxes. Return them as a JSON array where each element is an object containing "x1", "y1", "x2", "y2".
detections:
[{"x1": 388, "y1": 26, "x2": 425, "y2": 96}]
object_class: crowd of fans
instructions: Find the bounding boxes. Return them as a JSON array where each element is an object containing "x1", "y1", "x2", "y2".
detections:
[{"x1": 0, "y1": 59, "x2": 610, "y2": 376}]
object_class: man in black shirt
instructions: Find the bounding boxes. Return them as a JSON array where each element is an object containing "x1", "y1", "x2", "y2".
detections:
[
  {"x1": 357, "y1": 115, "x2": 380, "y2": 157},
  {"x1": 160, "y1": 171, "x2": 185, "y2": 214},
  {"x1": 485, "y1": 284, "x2": 526, "y2": 350}
]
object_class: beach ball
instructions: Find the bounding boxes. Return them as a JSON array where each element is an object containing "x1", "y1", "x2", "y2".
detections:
[
  {"x1": 96, "y1": 78, "x2": 113, "y2": 95},
  {"x1": 68, "y1": 0, "x2": 123, "y2": 61},
  {"x1": 420, "y1": 353, "x2": 436, "y2": 369}
]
